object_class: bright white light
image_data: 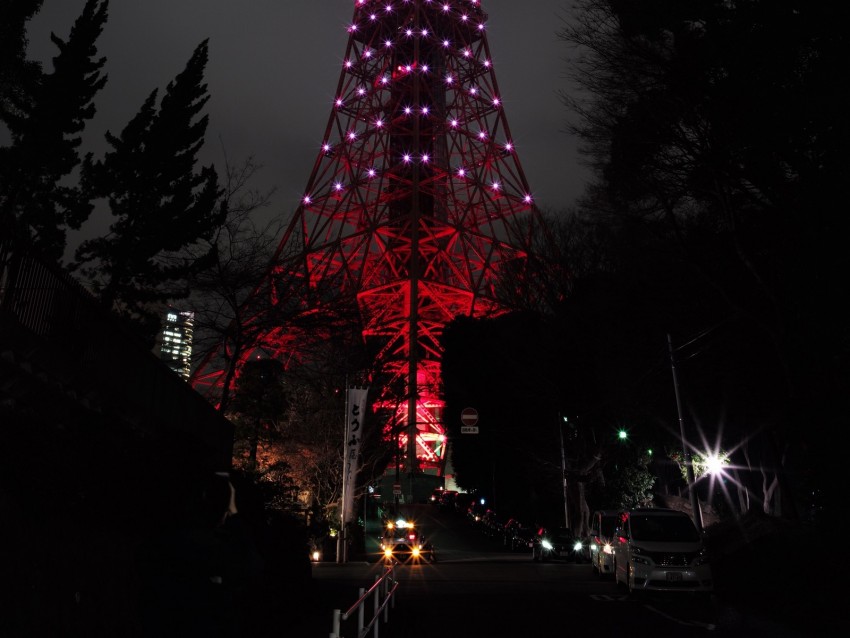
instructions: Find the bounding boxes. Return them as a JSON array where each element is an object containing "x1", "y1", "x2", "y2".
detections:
[
  {"x1": 504, "y1": 141, "x2": 513, "y2": 151},
  {"x1": 334, "y1": 182, "x2": 344, "y2": 191},
  {"x1": 348, "y1": 131, "x2": 357, "y2": 140},
  {"x1": 491, "y1": 181, "x2": 501, "y2": 191},
  {"x1": 384, "y1": 39, "x2": 393, "y2": 48},
  {"x1": 344, "y1": 59, "x2": 353, "y2": 68},
  {"x1": 402, "y1": 153, "x2": 412, "y2": 163},
  {"x1": 367, "y1": 168, "x2": 377, "y2": 178},
  {"x1": 421, "y1": 153, "x2": 430, "y2": 163},
  {"x1": 492, "y1": 97, "x2": 500, "y2": 106},
  {"x1": 404, "y1": 106, "x2": 413, "y2": 115},
  {"x1": 442, "y1": 39, "x2": 451, "y2": 48},
  {"x1": 421, "y1": 106, "x2": 430, "y2": 115},
  {"x1": 303, "y1": 195, "x2": 312, "y2": 205},
  {"x1": 446, "y1": 74, "x2": 454, "y2": 84},
  {"x1": 405, "y1": 28, "x2": 413, "y2": 37},
  {"x1": 450, "y1": 118, "x2": 459, "y2": 127},
  {"x1": 704, "y1": 453, "x2": 728, "y2": 476},
  {"x1": 523, "y1": 194, "x2": 533, "y2": 204},
  {"x1": 478, "y1": 130, "x2": 487, "y2": 139},
  {"x1": 375, "y1": 118, "x2": 384, "y2": 128},
  {"x1": 483, "y1": 59, "x2": 491, "y2": 68},
  {"x1": 456, "y1": 167, "x2": 466, "y2": 177},
  {"x1": 335, "y1": 98, "x2": 344, "y2": 107}
]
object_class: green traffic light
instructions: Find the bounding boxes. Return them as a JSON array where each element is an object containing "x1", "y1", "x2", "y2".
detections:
[{"x1": 617, "y1": 429, "x2": 628, "y2": 440}]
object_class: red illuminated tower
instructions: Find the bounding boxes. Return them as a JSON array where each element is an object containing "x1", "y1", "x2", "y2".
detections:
[{"x1": 192, "y1": 0, "x2": 547, "y2": 477}]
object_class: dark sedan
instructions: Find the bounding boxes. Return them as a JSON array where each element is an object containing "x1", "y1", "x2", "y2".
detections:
[{"x1": 531, "y1": 526, "x2": 584, "y2": 562}]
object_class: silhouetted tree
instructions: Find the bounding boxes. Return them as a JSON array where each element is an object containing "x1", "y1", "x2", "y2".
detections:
[
  {"x1": 72, "y1": 39, "x2": 223, "y2": 342},
  {"x1": 0, "y1": 0, "x2": 108, "y2": 261},
  {"x1": 560, "y1": 0, "x2": 849, "y2": 521}
]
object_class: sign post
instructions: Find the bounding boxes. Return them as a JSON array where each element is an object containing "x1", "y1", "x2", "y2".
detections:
[{"x1": 460, "y1": 407, "x2": 479, "y2": 434}]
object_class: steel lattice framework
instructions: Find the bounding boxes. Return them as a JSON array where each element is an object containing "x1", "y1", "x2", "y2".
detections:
[{"x1": 192, "y1": 0, "x2": 547, "y2": 475}]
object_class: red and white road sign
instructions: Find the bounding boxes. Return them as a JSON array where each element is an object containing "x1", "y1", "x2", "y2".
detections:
[{"x1": 460, "y1": 407, "x2": 479, "y2": 426}]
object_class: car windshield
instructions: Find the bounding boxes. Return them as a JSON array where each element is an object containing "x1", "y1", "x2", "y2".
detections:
[
  {"x1": 547, "y1": 528, "x2": 574, "y2": 542},
  {"x1": 629, "y1": 514, "x2": 700, "y2": 542},
  {"x1": 600, "y1": 516, "x2": 617, "y2": 537}
]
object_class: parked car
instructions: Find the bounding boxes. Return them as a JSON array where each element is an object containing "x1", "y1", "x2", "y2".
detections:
[
  {"x1": 453, "y1": 492, "x2": 476, "y2": 515},
  {"x1": 432, "y1": 488, "x2": 454, "y2": 505},
  {"x1": 531, "y1": 526, "x2": 584, "y2": 562},
  {"x1": 612, "y1": 508, "x2": 712, "y2": 595},
  {"x1": 466, "y1": 501, "x2": 487, "y2": 527},
  {"x1": 588, "y1": 509, "x2": 619, "y2": 576},
  {"x1": 480, "y1": 509, "x2": 504, "y2": 537},
  {"x1": 438, "y1": 490, "x2": 459, "y2": 509},
  {"x1": 503, "y1": 519, "x2": 534, "y2": 552}
]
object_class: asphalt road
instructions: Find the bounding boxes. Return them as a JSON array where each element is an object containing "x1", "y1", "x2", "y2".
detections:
[{"x1": 300, "y1": 503, "x2": 819, "y2": 638}]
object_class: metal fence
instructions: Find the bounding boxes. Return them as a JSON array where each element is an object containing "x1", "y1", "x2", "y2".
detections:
[{"x1": 329, "y1": 565, "x2": 399, "y2": 638}]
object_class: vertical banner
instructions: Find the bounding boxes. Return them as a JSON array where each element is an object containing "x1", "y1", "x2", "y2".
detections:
[{"x1": 341, "y1": 387, "x2": 369, "y2": 525}]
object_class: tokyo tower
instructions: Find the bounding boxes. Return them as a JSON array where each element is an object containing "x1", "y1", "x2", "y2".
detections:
[{"x1": 192, "y1": 0, "x2": 547, "y2": 478}]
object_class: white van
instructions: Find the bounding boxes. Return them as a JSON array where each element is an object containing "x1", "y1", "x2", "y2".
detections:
[
  {"x1": 588, "y1": 509, "x2": 619, "y2": 576},
  {"x1": 612, "y1": 508, "x2": 713, "y2": 594}
]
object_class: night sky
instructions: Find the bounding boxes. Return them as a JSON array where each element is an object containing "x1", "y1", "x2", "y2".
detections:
[{"x1": 26, "y1": 1, "x2": 589, "y2": 255}]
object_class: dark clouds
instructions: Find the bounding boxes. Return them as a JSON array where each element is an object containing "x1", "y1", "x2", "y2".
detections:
[{"x1": 25, "y1": 1, "x2": 587, "y2": 252}]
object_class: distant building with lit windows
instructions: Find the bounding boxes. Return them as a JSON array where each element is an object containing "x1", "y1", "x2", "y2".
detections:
[{"x1": 158, "y1": 309, "x2": 195, "y2": 380}]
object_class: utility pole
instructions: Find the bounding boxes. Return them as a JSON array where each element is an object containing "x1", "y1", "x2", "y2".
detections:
[
  {"x1": 559, "y1": 416, "x2": 570, "y2": 530},
  {"x1": 667, "y1": 334, "x2": 703, "y2": 531}
]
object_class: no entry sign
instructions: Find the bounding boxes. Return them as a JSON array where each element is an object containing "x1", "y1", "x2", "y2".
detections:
[{"x1": 460, "y1": 407, "x2": 479, "y2": 426}]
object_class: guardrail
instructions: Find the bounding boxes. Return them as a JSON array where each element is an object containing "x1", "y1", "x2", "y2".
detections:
[{"x1": 329, "y1": 565, "x2": 399, "y2": 638}]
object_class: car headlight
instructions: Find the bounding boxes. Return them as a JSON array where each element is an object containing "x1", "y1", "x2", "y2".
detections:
[
  {"x1": 573, "y1": 541, "x2": 583, "y2": 552},
  {"x1": 412, "y1": 546, "x2": 421, "y2": 557},
  {"x1": 541, "y1": 539, "x2": 554, "y2": 550},
  {"x1": 631, "y1": 546, "x2": 650, "y2": 565},
  {"x1": 602, "y1": 543, "x2": 613, "y2": 555},
  {"x1": 384, "y1": 547, "x2": 393, "y2": 557}
]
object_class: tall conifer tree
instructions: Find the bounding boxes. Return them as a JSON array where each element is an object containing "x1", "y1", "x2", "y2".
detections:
[
  {"x1": 74, "y1": 39, "x2": 223, "y2": 342},
  {"x1": 0, "y1": 0, "x2": 108, "y2": 261}
]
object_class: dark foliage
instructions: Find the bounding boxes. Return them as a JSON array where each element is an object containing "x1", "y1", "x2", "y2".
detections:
[
  {"x1": 0, "y1": 0, "x2": 108, "y2": 260},
  {"x1": 560, "y1": 0, "x2": 849, "y2": 523},
  {"x1": 73, "y1": 39, "x2": 223, "y2": 343}
]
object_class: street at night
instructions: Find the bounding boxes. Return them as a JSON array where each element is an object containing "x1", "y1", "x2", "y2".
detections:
[
  {"x1": 2, "y1": 1, "x2": 845, "y2": 636},
  {"x1": 294, "y1": 503, "x2": 828, "y2": 637}
]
